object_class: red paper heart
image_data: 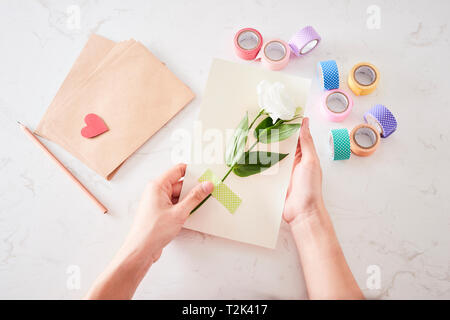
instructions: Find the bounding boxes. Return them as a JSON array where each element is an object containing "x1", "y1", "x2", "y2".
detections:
[{"x1": 81, "y1": 113, "x2": 109, "y2": 138}]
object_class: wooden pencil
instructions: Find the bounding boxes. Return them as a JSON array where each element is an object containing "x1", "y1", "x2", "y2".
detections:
[{"x1": 18, "y1": 121, "x2": 108, "y2": 214}]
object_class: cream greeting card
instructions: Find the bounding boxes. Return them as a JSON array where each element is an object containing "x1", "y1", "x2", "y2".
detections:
[{"x1": 180, "y1": 59, "x2": 311, "y2": 248}]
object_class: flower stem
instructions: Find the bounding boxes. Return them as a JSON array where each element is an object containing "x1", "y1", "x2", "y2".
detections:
[
  {"x1": 190, "y1": 194, "x2": 212, "y2": 214},
  {"x1": 221, "y1": 166, "x2": 234, "y2": 182},
  {"x1": 190, "y1": 112, "x2": 263, "y2": 215},
  {"x1": 249, "y1": 110, "x2": 264, "y2": 129}
]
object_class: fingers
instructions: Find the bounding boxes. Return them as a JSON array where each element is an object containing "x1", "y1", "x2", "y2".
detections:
[
  {"x1": 299, "y1": 117, "x2": 318, "y2": 161},
  {"x1": 172, "y1": 181, "x2": 183, "y2": 198},
  {"x1": 293, "y1": 134, "x2": 303, "y2": 167},
  {"x1": 295, "y1": 132, "x2": 302, "y2": 156},
  {"x1": 156, "y1": 163, "x2": 186, "y2": 185},
  {"x1": 175, "y1": 181, "x2": 214, "y2": 216},
  {"x1": 171, "y1": 181, "x2": 183, "y2": 204}
]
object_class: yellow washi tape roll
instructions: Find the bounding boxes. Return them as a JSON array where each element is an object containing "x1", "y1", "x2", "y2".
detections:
[{"x1": 348, "y1": 62, "x2": 379, "y2": 96}]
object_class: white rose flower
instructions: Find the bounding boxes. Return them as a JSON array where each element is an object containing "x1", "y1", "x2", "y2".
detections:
[{"x1": 257, "y1": 80, "x2": 296, "y2": 122}]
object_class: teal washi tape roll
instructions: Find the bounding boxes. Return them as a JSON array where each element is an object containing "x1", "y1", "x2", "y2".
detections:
[{"x1": 329, "y1": 128, "x2": 351, "y2": 160}]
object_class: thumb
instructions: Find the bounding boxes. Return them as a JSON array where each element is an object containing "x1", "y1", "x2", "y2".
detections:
[
  {"x1": 299, "y1": 117, "x2": 318, "y2": 161},
  {"x1": 176, "y1": 181, "x2": 214, "y2": 215}
]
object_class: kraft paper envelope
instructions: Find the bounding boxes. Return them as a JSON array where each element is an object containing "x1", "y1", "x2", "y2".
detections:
[
  {"x1": 36, "y1": 35, "x2": 194, "y2": 179},
  {"x1": 180, "y1": 59, "x2": 311, "y2": 249},
  {"x1": 37, "y1": 34, "x2": 119, "y2": 135}
]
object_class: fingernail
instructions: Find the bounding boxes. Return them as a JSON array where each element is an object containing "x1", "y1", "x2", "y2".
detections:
[{"x1": 201, "y1": 181, "x2": 214, "y2": 193}]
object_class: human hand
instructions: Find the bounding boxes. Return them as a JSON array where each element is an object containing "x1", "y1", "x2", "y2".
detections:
[
  {"x1": 281, "y1": 118, "x2": 364, "y2": 300},
  {"x1": 121, "y1": 163, "x2": 214, "y2": 264},
  {"x1": 85, "y1": 164, "x2": 213, "y2": 300},
  {"x1": 283, "y1": 117, "x2": 324, "y2": 225}
]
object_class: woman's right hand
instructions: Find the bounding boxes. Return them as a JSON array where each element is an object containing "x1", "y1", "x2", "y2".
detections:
[{"x1": 283, "y1": 117, "x2": 324, "y2": 226}]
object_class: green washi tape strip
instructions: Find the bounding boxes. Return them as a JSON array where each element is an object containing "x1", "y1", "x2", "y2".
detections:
[
  {"x1": 330, "y1": 129, "x2": 351, "y2": 160},
  {"x1": 198, "y1": 169, "x2": 242, "y2": 214}
]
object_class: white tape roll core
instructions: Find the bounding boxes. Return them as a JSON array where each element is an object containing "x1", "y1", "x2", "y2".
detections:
[
  {"x1": 237, "y1": 30, "x2": 260, "y2": 50},
  {"x1": 301, "y1": 39, "x2": 319, "y2": 54},
  {"x1": 354, "y1": 126, "x2": 378, "y2": 149},
  {"x1": 326, "y1": 92, "x2": 349, "y2": 113},
  {"x1": 354, "y1": 65, "x2": 377, "y2": 86},
  {"x1": 264, "y1": 41, "x2": 287, "y2": 61},
  {"x1": 329, "y1": 134, "x2": 335, "y2": 159},
  {"x1": 364, "y1": 113, "x2": 384, "y2": 135}
]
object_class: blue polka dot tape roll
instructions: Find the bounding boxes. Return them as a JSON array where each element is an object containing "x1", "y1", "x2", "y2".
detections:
[
  {"x1": 363, "y1": 104, "x2": 397, "y2": 138},
  {"x1": 318, "y1": 60, "x2": 339, "y2": 90},
  {"x1": 330, "y1": 128, "x2": 351, "y2": 160}
]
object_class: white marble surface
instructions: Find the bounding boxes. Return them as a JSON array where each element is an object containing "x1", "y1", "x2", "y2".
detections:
[{"x1": 0, "y1": 0, "x2": 449, "y2": 299}]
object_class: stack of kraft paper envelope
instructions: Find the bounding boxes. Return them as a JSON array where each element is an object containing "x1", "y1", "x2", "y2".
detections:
[{"x1": 36, "y1": 34, "x2": 194, "y2": 180}]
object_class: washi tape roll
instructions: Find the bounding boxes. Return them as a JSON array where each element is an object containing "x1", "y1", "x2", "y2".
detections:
[
  {"x1": 321, "y1": 89, "x2": 353, "y2": 122},
  {"x1": 364, "y1": 104, "x2": 397, "y2": 138},
  {"x1": 318, "y1": 60, "x2": 339, "y2": 90},
  {"x1": 329, "y1": 128, "x2": 351, "y2": 160},
  {"x1": 350, "y1": 123, "x2": 380, "y2": 157},
  {"x1": 259, "y1": 39, "x2": 291, "y2": 70},
  {"x1": 348, "y1": 62, "x2": 379, "y2": 95},
  {"x1": 289, "y1": 26, "x2": 321, "y2": 57},
  {"x1": 234, "y1": 28, "x2": 263, "y2": 60}
]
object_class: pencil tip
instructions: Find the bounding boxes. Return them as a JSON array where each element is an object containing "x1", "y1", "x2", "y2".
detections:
[{"x1": 17, "y1": 121, "x2": 23, "y2": 126}]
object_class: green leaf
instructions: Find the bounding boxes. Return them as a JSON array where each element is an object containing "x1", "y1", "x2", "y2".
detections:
[
  {"x1": 254, "y1": 117, "x2": 300, "y2": 144},
  {"x1": 225, "y1": 113, "x2": 249, "y2": 166},
  {"x1": 254, "y1": 116, "x2": 275, "y2": 136},
  {"x1": 253, "y1": 116, "x2": 277, "y2": 140},
  {"x1": 232, "y1": 151, "x2": 289, "y2": 177}
]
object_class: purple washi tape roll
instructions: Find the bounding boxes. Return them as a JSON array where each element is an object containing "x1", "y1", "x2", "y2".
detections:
[
  {"x1": 364, "y1": 104, "x2": 397, "y2": 138},
  {"x1": 289, "y1": 26, "x2": 321, "y2": 57}
]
